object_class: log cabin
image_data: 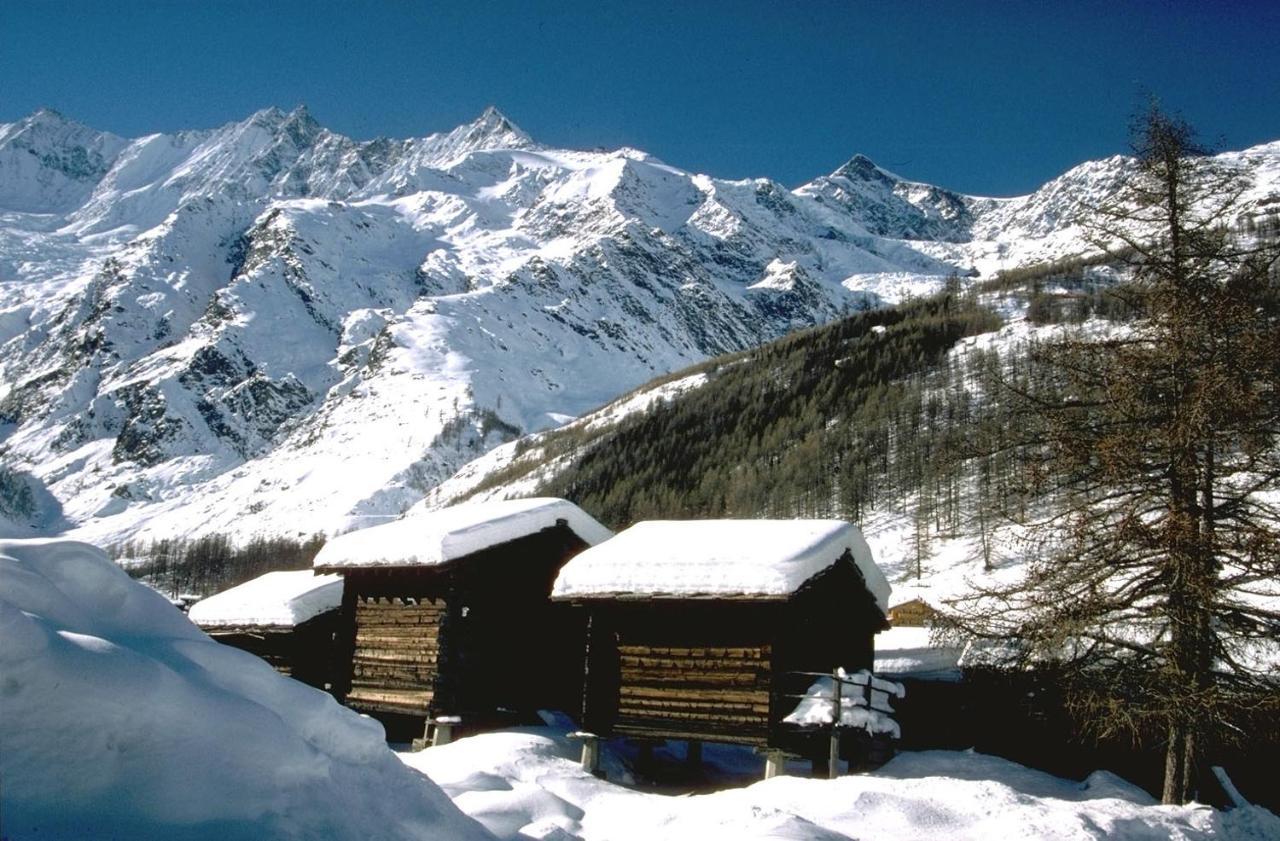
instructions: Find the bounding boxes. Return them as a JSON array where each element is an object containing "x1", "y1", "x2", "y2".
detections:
[
  {"x1": 189, "y1": 570, "x2": 344, "y2": 692},
  {"x1": 551, "y1": 519, "x2": 891, "y2": 754},
  {"x1": 312, "y1": 497, "x2": 612, "y2": 739},
  {"x1": 886, "y1": 597, "x2": 937, "y2": 627}
]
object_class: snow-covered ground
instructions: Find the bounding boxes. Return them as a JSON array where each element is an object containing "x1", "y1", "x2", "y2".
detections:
[
  {"x1": 401, "y1": 724, "x2": 1280, "y2": 841},
  {"x1": 0, "y1": 538, "x2": 488, "y2": 840},
  {"x1": 4, "y1": 536, "x2": 1277, "y2": 839}
]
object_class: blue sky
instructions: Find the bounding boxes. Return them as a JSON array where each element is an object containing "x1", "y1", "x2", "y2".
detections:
[{"x1": 2, "y1": 1, "x2": 1277, "y2": 195}]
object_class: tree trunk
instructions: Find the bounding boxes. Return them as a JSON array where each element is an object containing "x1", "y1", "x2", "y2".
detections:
[{"x1": 1162, "y1": 723, "x2": 1187, "y2": 805}]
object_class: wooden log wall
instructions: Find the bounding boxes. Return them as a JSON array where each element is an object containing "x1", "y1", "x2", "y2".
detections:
[
  {"x1": 613, "y1": 642, "x2": 773, "y2": 746},
  {"x1": 344, "y1": 595, "x2": 447, "y2": 717},
  {"x1": 206, "y1": 630, "x2": 294, "y2": 675}
]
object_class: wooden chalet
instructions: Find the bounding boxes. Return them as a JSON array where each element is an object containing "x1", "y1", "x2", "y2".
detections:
[
  {"x1": 312, "y1": 497, "x2": 612, "y2": 737},
  {"x1": 189, "y1": 570, "x2": 344, "y2": 691},
  {"x1": 887, "y1": 597, "x2": 937, "y2": 627},
  {"x1": 551, "y1": 520, "x2": 891, "y2": 754}
]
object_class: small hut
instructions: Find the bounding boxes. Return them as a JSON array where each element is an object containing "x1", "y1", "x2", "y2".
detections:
[
  {"x1": 312, "y1": 497, "x2": 612, "y2": 738},
  {"x1": 189, "y1": 570, "x2": 344, "y2": 691},
  {"x1": 551, "y1": 519, "x2": 890, "y2": 754},
  {"x1": 887, "y1": 597, "x2": 937, "y2": 627}
]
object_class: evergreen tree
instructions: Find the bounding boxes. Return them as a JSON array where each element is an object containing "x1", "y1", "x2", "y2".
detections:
[{"x1": 953, "y1": 106, "x2": 1280, "y2": 804}]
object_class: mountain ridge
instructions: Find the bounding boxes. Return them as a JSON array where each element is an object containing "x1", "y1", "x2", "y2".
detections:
[{"x1": 0, "y1": 106, "x2": 1276, "y2": 544}]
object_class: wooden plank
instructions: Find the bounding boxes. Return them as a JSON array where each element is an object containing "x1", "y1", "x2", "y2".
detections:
[
  {"x1": 351, "y1": 676, "x2": 435, "y2": 691},
  {"x1": 619, "y1": 670, "x2": 766, "y2": 688},
  {"x1": 619, "y1": 686, "x2": 769, "y2": 704},
  {"x1": 617, "y1": 645, "x2": 770, "y2": 659},
  {"x1": 620, "y1": 655, "x2": 767, "y2": 672},
  {"x1": 352, "y1": 650, "x2": 439, "y2": 664},
  {"x1": 352, "y1": 664, "x2": 435, "y2": 681},
  {"x1": 345, "y1": 687, "x2": 433, "y2": 704},
  {"x1": 346, "y1": 688, "x2": 433, "y2": 714},
  {"x1": 619, "y1": 702, "x2": 771, "y2": 718},
  {"x1": 354, "y1": 616, "x2": 443, "y2": 628},
  {"x1": 618, "y1": 695, "x2": 771, "y2": 713},
  {"x1": 353, "y1": 632, "x2": 441, "y2": 646},
  {"x1": 616, "y1": 708, "x2": 768, "y2": 725}
]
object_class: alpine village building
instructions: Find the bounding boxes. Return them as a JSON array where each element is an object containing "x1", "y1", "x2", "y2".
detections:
[
  {"x1": 188, "y1": 570, "x2": 345, "y2": 692},
  {"x1": 551, "y1": 519, "x2": 891, "y2": 761},
  {"x1": 312, "y1": 497, "x2": 612, "y2": 741}
]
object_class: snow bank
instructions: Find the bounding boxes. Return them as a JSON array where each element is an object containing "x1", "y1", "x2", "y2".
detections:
[
  {"x1": 187, "y1": 569, "x2": 342, "y2": 629},
  {"x1": 0, "y1": 538, "x2": 489, "y2": 841},
  {"x1": 401, "y1": 725, "x2": 1280, "y2": 841},
  {"x1": 314, "y1": 496, "x2": 612, "y2": 569},
  {"x1": 552, "y1": 519, "x2": 890, "y2": 610},
  {"x1": 782, "y1": 668, "x2": 905, "y2": 738},
  {"x1": 874, "y1": 625, "x2": 964, "y2": 679}
]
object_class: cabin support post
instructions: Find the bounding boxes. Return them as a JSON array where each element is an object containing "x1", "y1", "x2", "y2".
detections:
[
  {"x1": 763, "y1": 749, "x2": 788, "y2": 779},
  {"x1": 637, "y1": 739, "x2": 655, "y2": 770},
  {"x1": 431, "y1": 717, "x2": 458, "y2": 747},
  {"x1": 686, "y1": 740, "x2": 702, "y2": 768},
  {"x1": 828, "y1": 669, "x2": 843, "y2": 779},
  {"x1": 568, "y1": 731, "x2": 604, "y2": 778}
]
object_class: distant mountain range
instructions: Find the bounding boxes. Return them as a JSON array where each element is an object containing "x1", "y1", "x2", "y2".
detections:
[{"x1": 0, "y1": 105, "x2": 1276, "y2": 544}]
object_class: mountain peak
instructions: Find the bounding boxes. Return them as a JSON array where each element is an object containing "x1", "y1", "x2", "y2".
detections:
[
  {"x1": 463, "y1": 105, "x2": 532, "y2": 147},
  {"x1": 278, "y1": 104, "x2": 322, "y2": 138},
  {"x1": 25, "y1": 106, "x2": 71, "y2": 126},
  {"x1": 476, "y1": 105, "x2": 520, "y2": 131},
  {"x1": 833, "y1": 153, "x2": 893, "y2": 183}
]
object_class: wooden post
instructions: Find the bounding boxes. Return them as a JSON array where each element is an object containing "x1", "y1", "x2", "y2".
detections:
[
  {"x1": 1211, "y1": 766, "x2": 1250, "y2": 808},
  {"x1": 686, "y1": 740, "x2": 702, "y2": 768},
  {"x1": 432, "y1": 716, "x2": 460, "y2": 747},
  {"x1": 568, "y1": 731, "x2": 604, "y2": 778},
  {"x1": 764, "y1": 749, "x2": 788, "y2": 779},
  {"x1": 828, "y1": 669, "x2": 842, "y2": 779}
]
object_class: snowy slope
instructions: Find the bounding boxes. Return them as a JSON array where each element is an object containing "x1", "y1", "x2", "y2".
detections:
[
  {"x1": 1, "y1": 106, "x2": 1276, "y2": 545},
  {"x1": 0, "y1": 538, "x2": 490, "y2": 840}
]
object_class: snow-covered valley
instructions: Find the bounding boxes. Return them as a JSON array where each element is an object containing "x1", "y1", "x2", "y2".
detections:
[{"x1": 3, "y1": 105, "x2": 1277, "y2": 546}]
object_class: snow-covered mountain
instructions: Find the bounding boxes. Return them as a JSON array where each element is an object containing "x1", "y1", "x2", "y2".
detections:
[{"x1": 1, "y1": 106, "x2": 1276, "y2": 544}]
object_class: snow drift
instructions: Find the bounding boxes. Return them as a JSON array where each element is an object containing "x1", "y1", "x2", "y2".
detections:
[
  {"x1": 402, "y1": 724, "x2": 1280, "y2": 841},
  {"x1": 0, "y1": 538, "x2": 489, "y2": 841}
]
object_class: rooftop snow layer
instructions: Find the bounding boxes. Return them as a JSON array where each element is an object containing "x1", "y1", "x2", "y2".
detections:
[
  {"x1": 313, "y1": 497, "x2": 612, "y2": 570},
  {"x1": 0, "y1": 538, "x2": 489, "y2": 841},
  {"x1": 188, "y1": 570, "x2": 343, "y2": 629},
  {"x1": 551, "y1": 519, "x2": 890, "y2": 610}
]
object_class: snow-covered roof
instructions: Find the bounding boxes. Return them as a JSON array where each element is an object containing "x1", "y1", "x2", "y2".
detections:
[
  {"x1": 551, "y1": 519, "x2": 890, "y2": 611},
  {"x1": 188, "y1": 570, "x2": 343, "y2": 629},
  {"x1": 312, "y1": 497, "x2": 613, "y2": 570}
]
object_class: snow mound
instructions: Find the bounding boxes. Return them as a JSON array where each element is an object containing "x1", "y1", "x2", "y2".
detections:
[
  {"x1": 0, "y1": 538, "x2": 489, "y2": 841},
  {"x1": 402, "y1": 726, "x2": 1280, "y2": 841},
  {"x1": 188, "y1": 569, "x2": 343, "y2": 629},
  {"x1": 314, "y1": 497, "x2": 612, "y2": 569},
  {"x1": 782, "y1": 668, "x2": 905, "y2": 738},
  {"x1": 551, "y1": 519, "x2": 890, "y2": 610}
]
